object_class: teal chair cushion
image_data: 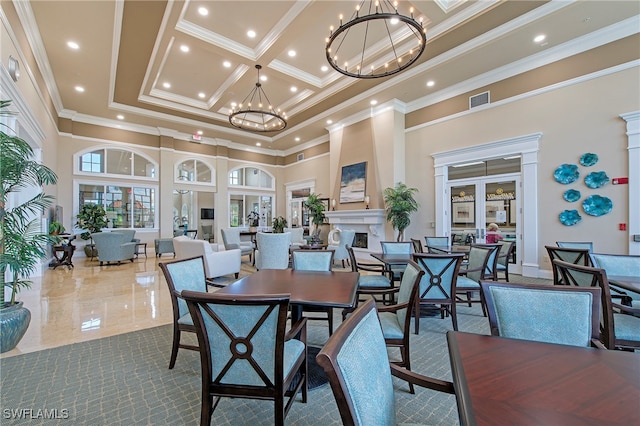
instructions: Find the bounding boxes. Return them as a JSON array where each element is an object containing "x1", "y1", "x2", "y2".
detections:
[
  {"x1": 456, "y1": 275, "x2": 480, "y2": 288},
  {"x1": 165, "y1": 257, "x2": 206, "y2": 317},
  {"x1": 359, "y1": 274, "x2": 391, "y2": 288},
  {"x1": 177, "y1": 313, "x2": 193, "y2": 326},
  {"x1": 378, "y1": 311, "x2": 403, "y2": 339},
  {"x1": 293, "y1": 251, "x2": 332, "y2": 271},
  {"x1": 613, "y1": 313, "x2": 640, "y2": 341}
]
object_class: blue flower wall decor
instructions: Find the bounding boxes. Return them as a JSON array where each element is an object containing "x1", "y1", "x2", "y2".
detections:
[
  {"x1": 563, "y1": 189, "x2": 581, "y2": 202},
  {"x1": 584, "y1": 171, "x2": 610, "y2": 189},
  {"x1": 582, "y1": 195, "x2": 613, "y2": 217},
  {"x1": 579, "y1": 153, "x2": 598, "y2": 167},
  {"x1": 553, "y1": 164, "x2": 579, "y2": 184},
  {"x1": 559, "y1": 210, "x2": 582, "y2": 226}
]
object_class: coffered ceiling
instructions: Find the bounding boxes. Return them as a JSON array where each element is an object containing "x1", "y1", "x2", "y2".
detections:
[{"x1": 11, "y1": 0, "x2": 640, "y2": 154}]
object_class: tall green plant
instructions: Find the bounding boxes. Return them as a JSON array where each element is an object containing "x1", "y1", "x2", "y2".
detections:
[
  {"x1": 383, "y1": 182, "x2": 419, "y2": 242},
  {"x1": 304, "y1": 193, "x2": 326, "y2": 239},
  {"x1": 0, "y1": 100, "x2": 58, "y2": 305}
]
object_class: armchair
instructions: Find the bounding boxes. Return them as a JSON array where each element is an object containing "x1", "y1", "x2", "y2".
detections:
[
  {"x1": 285, "y1": 227, "x2": 306, "y2": 249},
  {"x1": 344, "y1": 245, "x2": 393, "y2": 309},
  {"x1": 91, "y1": 231, "x2": 136, "y2": 266},
  {"x1": 455, "y1": 245, "x2": 497, "y2": 316},
  {"x1": 545, "y1": 245, "x2": 591, "y2": 285},
  {"x1": 425, "y1": 236, "x2": 449, "y2": 254},
  {"x1": 556, "y1": 241, "x2": 594, "y2": 251},
  {"x1": 495, "y1": 240, "x2": 515, "y2": 281},
  {"x1": 173, "y1": 236, "x2": 241, "y2": 282},
  {"x1": 254, "y1": 232, "x2": 291, "y2": 270},
  {"x1": 220, "y1": 228, "x2": 253, "y2": 262},
  {"x1": 380, "y1": 241, "x2": 412, "y2": 284},
  {"x1": 327, "y1": 229, "x2": 355, "y2": 268}
]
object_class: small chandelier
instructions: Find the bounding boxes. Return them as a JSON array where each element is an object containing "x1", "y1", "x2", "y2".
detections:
[
  {"x1": 229, "y1": 65, "x2": 287, "y2": 132},
  {"x1": 325, "y1": 0, "x2": 427, "y2": 79}
]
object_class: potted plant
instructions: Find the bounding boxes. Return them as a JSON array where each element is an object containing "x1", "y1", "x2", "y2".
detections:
[
  {"x1": 383, "y1": 182, "x2": 419, "y2": 241},
  {"x1": 1, "y1": 100, "x2": 58, "y2": 353},
  {"x1": 272, "y1": 216, "x2": 287, "y2": 233},
  {"x1": 48, "y1": 220, "x2": 65, "y2": 235},
  {"x1": 247, "y1": 211, "x2": 259, "y2": 232},
  {"x1": 304, "y1": 193, "x2": 326, "y2": 244},
  {"x1": 76, "y1": 203, "x2": 108, "y2": 257}
]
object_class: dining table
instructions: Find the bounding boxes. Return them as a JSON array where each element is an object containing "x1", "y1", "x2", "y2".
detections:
[
  {"x1": 216, "y1": 269, "x2": 360, "y2": 389},
  {"x1": 447, "y1": 331, "x2": 640, "y2": 425},
  {"x1": 607, "y1": 274, "x2": 640, "y2": 294}
]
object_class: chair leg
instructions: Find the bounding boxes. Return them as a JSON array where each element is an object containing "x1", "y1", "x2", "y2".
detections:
[
  {"x1": 169, "y1": 326, "x2": 180, "y2": 369},
  {"x1": 201, "y1": 390, "x2": 214, "y2": 426},
  {"x1": 401, "y1": 347, "x2": 414, "y2": 394},
  {"x1": 414, "y1": 299, "x2": 420, "y2": 335},
  {"x1": 234, "y1": 272, "x2": 239, "y2": 279},
  {"x1": 327, "y1": 308, "x2": 333, "y2": 336},
  {"x1": 450, "y1": 302, "x2": 458, "y2": 331},
  {"x1": 274, "y1": 394, "x2": 285, "y2": 426}
]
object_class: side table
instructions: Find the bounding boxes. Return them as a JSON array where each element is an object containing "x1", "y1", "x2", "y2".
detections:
[
  {"x1": 50, "y1": 243, "x2": 76, "y2": 269},
  {"x1": 134, "y1": 242, "x2": 148, "y2": 258}
]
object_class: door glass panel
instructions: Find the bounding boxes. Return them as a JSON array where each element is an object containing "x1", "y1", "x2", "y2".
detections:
[{"x1": 450, "y1": 184, "x2": 476, "y2": 245}]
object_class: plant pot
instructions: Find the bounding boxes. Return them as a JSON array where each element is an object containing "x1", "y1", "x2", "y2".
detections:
[
  {"x1": 84, "y1": 244, "x2": 98, "y2": 258},
  {"x1": 0, "y1": 302, "x2": 31, "y2": 353}
]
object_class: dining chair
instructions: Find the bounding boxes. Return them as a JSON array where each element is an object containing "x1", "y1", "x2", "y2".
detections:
[
  {"x1": 480, "y1": 281, "x2": 605, "y2": 348},
  {"x1": 553, "y1": 259, "x2": 640, "y2": 351},
  {"x1": 455, "y1": 245, "x2": 497, "y2": 317},
  {"x1": 425, "y1": 236, "x2": 449, "y2": 254},
  {"x1": 380, "y1": 241, "x2": 413, "y2": 284},
  {"x1": 200, "y1": 224, "x2": 214, "y2": 243},
  {"x1": 545, "y1": 245, "x2": 591, "y2": 285},
  {"x1": 220, "y1": 228, "x2": 253, "y2": 262},
  {"x1": 410, "y1": 238, "x2": 424, "y2": 253},
  {"x1": 471, "y1": 243, "x2": 500, "y2": 281},
  {"x1": 344, "y1": 245, "x2": 394, "y2": 310},
  {"x1": 411, "y1": 253, "x2": 465, "y2": 333},
  {"x1": 292, "y1": 249, "x2": 336, "y2": 335},
  {"x1": 328, "y1": 229, "x2": 355, "y2": 268},
  {"x1": 590, "y1": 253, "x2": 640, "y2": 306},
  {"x1": 376, "y1": 260, "x2": 424, "y2": 393},
  {"x1": 495, "y1": 240, "x2": 515, "y2": 281},
  {"x1": 285, "y1": 227, "x2": 306, "y2": 248},
  {"x1": 181, "y1": 291, "x2": 307, "y2": 426},
  {"x1": 317, "y1": 299, "x2": 454, "y2": 426},
  {"x1": 158, "y1": 256, "x2": 207, "y2": 369},
  {"x1": 254, "y1": 232, "x2": 291, "y2": 270},
  {"x1": 557, "y1": 241, "x2": 594, "y2": 251}
]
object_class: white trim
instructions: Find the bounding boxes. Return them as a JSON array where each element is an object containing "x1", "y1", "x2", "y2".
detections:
[
  {"x1": 620, "y1": 111, "x2": 640, "y2": 255},
  {"x1": 73, "y1": 145, "x2": 159, "y2": 181}
]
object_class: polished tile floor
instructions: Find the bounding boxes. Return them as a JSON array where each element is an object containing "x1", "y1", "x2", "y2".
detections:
[{"x1": 1, "y1": 252, "x2": 181, "y2": 358}]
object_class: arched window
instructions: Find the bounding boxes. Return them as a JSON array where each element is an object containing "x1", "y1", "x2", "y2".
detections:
[
  {"x1": 228, "y1": 166, "x2": 274, "y2": 189},
  {"x1": 76, "y1": 147, "x2": 157, "y2": 179},
  {"x1": 175, "y1": 159, "x2": 214, "y2": 185}
]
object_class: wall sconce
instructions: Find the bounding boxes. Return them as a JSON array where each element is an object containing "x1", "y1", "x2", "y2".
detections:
[
  {"x1": 364, "y1": 195, "x2": 370, "y2": 209},
  {"x1": 331, "y1": 199, "x2": 336, "y2": 211},
  {"x1": 8, "y1": 56, "x2": 20, "y2": 82}
]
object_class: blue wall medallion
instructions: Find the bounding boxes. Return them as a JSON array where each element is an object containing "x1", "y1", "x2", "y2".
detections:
[
  {"x1": 584, "y1": 171, "x2": 610, "y2": 189},
  {"x1": 563, "y1": 189, "x2": 581, "y2": 202},
  {"x1": 559, "y1": 209, "x2": 582, "y2": 226},
  {"x1": 582, "y1": 195, "x2": 612, "y2": 217},
  {"x1": 553, "y1": 164, "x2": 579, "y2": 184},
  {"x1": 579, "y1": 153, "x2": 598, "y2": 167}
]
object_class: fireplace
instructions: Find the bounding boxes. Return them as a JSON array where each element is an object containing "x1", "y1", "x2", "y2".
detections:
[{"x1": 353, "y1": 232, "x2": 368, "y2": 249}]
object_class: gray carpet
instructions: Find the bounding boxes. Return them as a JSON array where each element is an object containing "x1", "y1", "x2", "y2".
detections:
[{"x1": 0, "y1": 275, "x2": 551, "y2": 425}]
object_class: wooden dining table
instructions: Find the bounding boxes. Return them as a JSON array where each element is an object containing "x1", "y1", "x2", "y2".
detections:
[
  {"x1": 447, "y1": 331, "x2": 640, "y2": 425},
  {"x1": 608, "y1": 274, "x2": 640, "y2": 294}
]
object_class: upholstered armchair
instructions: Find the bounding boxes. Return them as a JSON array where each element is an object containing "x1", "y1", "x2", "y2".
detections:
[
  {"x1": 328, "y1": 229, "x2": 355, "y2": 268},
  {"x1": 285, "y1": 227, "x2": 306, "y2": 248},
  {"x1": 254, "y1": 232, "x2": 291, "y2": 270},
  {"x1": 116, "y1": 229, "x2": 139, "y2": 244},
  {"x1": 425, "y1": 236, "x2": 449, "y2": 254},
  {"x1": 173, "y1": 236, "x2": 241, "y2": 281},
  {"x1": 221, "y1": 228, "x2": 253, "y2": 261},
  {"x1": 91, "y1": 231, "x2": 137, "y2": 266}
]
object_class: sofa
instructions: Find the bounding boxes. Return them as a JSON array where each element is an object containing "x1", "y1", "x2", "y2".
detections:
[
  {"x1": 172, "y1": 236, "x2": 241, "y2": 281},
  {"x1": 91, "y1": 232, "x2": 137, "y2": 266}
]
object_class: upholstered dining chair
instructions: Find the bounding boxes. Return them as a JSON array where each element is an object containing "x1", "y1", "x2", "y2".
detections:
[
  {"x1": 557, "y1": 241, "x2": 594, "y2": 251},
  {"x1": 380, "y1": 241, "x2": 413, "y2": 284},
  {"x1": 292, "y1": 249, "x2": 336, "y2": 335},
  {"x1": 455, "y1": 245, "x2": 498, "y2": 317},
  {"x1": 376, "y1": 260, "x2": 424, "y2": 394},
  {"x1": 480, "y1": 281, "x2": 605, "y2": 348},
  {"x1": 220, "y1": 228, "x2": 253, "y2": 262},
  {"x1": 328, "y1": 229, "x2": 355, "y2": 268},
  {"x1": 317, "y1": 299, "x2": 454, "y2": 426},
  {"x1": 254, "y1": 232, "x2": 291, "y2": 270},
  {"x1": 590, "y1": 253, "x2": 640, "y2": 306},
  {"x1": 344, "y1": 245, "x2": 394, "y2": 309},
  {"x1": 411, "y1": 253, "x2": 465, "y2": 333},
  {"x1": 410, "y1": 238, "x2": 424, "y2": 253},
  {"x1": 158, "y1": 256, "x2": 207, "y2": 369},
  {"x1": 495, "y1": 240, "x2": 515, "y2": 281},
  {"x1": 285, "y1": 227, "x2": 306, "y2": 249},
  {"x1": 424, "y1": 236, "x2": 449, "y2": 254},
  {"x1": 181, "y1": 291, "x2": 307, "y2": 426},
  {"x1": 553, "y1": 260, "x2": 640, "y2": 351},
  {"x1": 545, "y1": 245, "x2": 591, "y2": 285}
]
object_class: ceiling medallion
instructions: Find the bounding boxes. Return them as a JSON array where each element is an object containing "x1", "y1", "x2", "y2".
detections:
[
  {"x1": 229, "y1": 65, "x2": 287, "y2": 132},
  {"x1": 325, "y1": 0, "x2": 427, "y2": 79}
]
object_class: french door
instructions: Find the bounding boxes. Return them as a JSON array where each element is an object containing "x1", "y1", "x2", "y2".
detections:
[{"x1": 447, "y1": 173, "x2": 521, "y2": 274}]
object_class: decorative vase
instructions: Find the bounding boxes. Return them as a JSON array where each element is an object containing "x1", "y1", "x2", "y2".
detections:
[
  {"x1": 84, "y1": 244, "x2": 98, "y2": 258},
  {"x1": 0, "y1": 302, "x2": 31, "y2": 353}
]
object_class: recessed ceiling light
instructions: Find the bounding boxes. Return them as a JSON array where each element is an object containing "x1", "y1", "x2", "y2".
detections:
[
  {"x1": 198, "y1": 92, "x2": 205, "y2": 98},
  {"x1": 75, "y1": 86, "x2": 85, "y2": 93},
  {"x1": 256, "y1": 142, "x2": 261, "y2": 147},
  {"x1": 198, "y1": 7, "x2": 208, "y2": 16},
  {"x1": 223, "y1": 61, "x2": 231, "y2": 68},
  {"x1": 426, "y1": 80, "x2": 435, "y2": 87},
  {"x1": 163, "y1": 82, "x2": 171, "y2": 89},
  {"x1": 321, "y1": 65, "x2": 328, "y2": 72},
  {"x1": 288, "y1": 50, "x2": 296, "y2": 57},
  {"x1": 533, "y1": 34, "x2": 546, "y2": 43},
  {"x1": 295, "y1": 137, "x2": 301, "y2": 142},
  {"x1": 116, "y1": 114, "x2": 124, "y2": 120},
  {"x1": 180, "y1": 45, "x2": 189, "y2": 53},
  {"x1": 326, "y1": 119, "x2": 333, "y2": 124},
  {"x1": 370, "y1": 100, "x2": 378, "y2": 105},
  {"x1": 197, "y1": 130, "x2": 203, "y2": 135},
  {"x1": 247, "y1": 30, "x2": 256, "y2": 38},
  {"x1": 67, "y1": 41, "x2": 79, "y2": 50},
  {"x1": 290, "y1": 86, "x2": 297, "y2": 93}
]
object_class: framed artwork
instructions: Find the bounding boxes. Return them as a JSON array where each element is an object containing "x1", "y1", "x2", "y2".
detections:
[
  {"x1": 486, "y1": 200, "x2": 506, "y2": 224},
  {"x1": 452, "y1": 201, "x2": 474, "y2": 224},
  {"x1": 339, "y1": 162, "x2": 367, "y2": 203}
]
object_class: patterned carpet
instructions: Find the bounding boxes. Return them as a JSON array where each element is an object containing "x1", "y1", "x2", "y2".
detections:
[{"x1": 0, "y1": 274, "x2": 551, "y2": 425}]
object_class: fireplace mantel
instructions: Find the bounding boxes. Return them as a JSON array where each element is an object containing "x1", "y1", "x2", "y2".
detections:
[{"x1": 324, "y1": 209, "x2": 387, "y2": 253}]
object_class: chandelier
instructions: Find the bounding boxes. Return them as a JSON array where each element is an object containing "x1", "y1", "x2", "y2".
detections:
[
  {"x1": 228, "y1": 65, "x2": 287, "y2": 132},
  {"x1": 325, "y1": 0, "x2": 427, "y2": 79}
]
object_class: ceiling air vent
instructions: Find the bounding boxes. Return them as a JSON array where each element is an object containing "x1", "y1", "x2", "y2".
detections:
[
  {"x1": 297, "y1": 153, "x2": 304, "y2": 161},
  {"x1": 469, "y1": 91, "x2": 490, "y2": 109}
]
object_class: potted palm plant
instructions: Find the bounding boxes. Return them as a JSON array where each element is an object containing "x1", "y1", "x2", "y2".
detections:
[
  {"x1": 76, "y1": 203, "x2": 108, "y2": 257},
  {"x1": 383, "y1": 182, "x2": 419, "y2": 242},
  {"x1": 304, "y1": 193, "x2": 326, "y2": 245},
  {"x1": 1, "y1": 100, "x2": 58, "y2": 353}
]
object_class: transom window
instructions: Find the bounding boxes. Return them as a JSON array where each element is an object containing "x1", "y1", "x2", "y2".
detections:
[
  {"x1": 228, "y1": 166, "x2": 274, "y2": 189},
  {"x1": 77, "y1": 148, "x2": 156, "y2": 179}
]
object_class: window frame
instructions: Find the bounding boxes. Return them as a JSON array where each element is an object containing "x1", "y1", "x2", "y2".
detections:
[{"x1": 74, "y1": 146, "x2": 158, "y2": 182}]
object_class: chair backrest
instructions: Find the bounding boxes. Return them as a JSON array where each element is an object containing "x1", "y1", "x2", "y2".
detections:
[
  {"x1": 496, "y1": 240, "x2": 515, "y2": 267},
  {"x1": 330, "y1": 230, "x2": 356, "y2": 261},
  {"x1": 480, "y1": 281, "x2": 602, "y2": 347},
  {"x1": 338, "y1": 229, "x2": 356, "y2": 247},
  {"x1": 545, "y1": 245, "x2": 591, "y2": 284},
  {"x1": 425, "y1": 237, "x2": 449, "y2": 248},
  {"x1": 292, "y1": 250, "x2": 334, "y2": 271},
  {"x1": 317, "y1": 299, "x2": 397, "y2": 426},
  {"x1": 590, "y1": 253, "x2": 640, "y2": 277},
  {"x1": 412, "y1": 253, "x2": 464, "y2": 301},
  {"x1": 395, "y1": 261, "x2": 425, "y2": 328},
  {"x1": 410, "y1": 238, "x2": 423, "y2": 253},
  {"x1": 346, "y1": 245, "x2": 360, "y2": 272},
  {"x1": 256, "y1": 232, "x2": 291, "y2": 270},
  {"x1": 553, "y1": 259, "x2": 615, "y2": 349},
  {"x1": 159, "y1": 256, "x2": 208, "y2": 319},
  {"x1": 380, "y1": 241, "x2": 412, "y2": 254},
  {"x1": 92, "y1": 231, "x2": 128, "y2": 249},
  {"x1": 557, "y1": 241, "x2": 594, "y2": 251},
  {"x1": 173, "y1": 236, "x2": 212, "y2": 260},
  {"x1": 181, "y1": 290, "x2": 291, "y2": 389},
  {"x1": 201, "y1": 224, "x2": 213, "y2": 238},
  {"x1": 472, "y1": 244, "x2": 500, "y2": 279},
  {"x1": 285, "y1": 227, "x2": 305, "y2": 244},
  {"x1": 465, "y1": 245, "x2": 496, "y2": 282},
  {"x1": 117, "y1": 229, "x2": 136, "y2": 242}
]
